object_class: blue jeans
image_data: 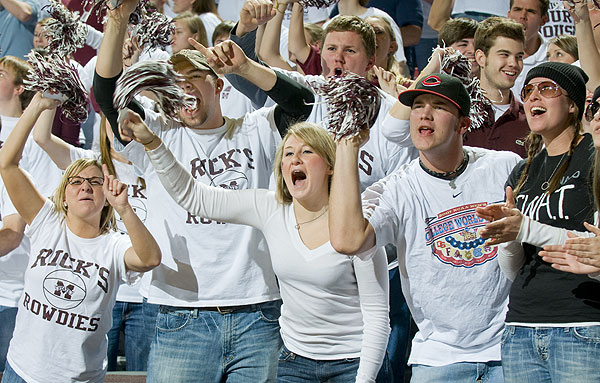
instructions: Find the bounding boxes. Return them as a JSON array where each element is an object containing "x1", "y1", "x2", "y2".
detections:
[
  {"x1": 277, "y1": 344, "x2": 359, "y2": 382},
  {"x1": 1, "y1": 362, "x2": 26, "y2": 383},
  {"x1": 147, "y1": 300, "x2": 282, "y2": 383},
  {"x1": 107, "y1": 300, "x2": 159, "y2": 371},
  {"x1": 501, "y1": 325, "x2": 600, "y2": 382},
  {"x1": 385, "y1": 267, "x2": 410, "y2": 383},
  {"x1": 0, "y1": 306, "x2": 17, "y2": 373},
  {"x1": 411, "y1": 361, "x2": 503, "y2": 383}
]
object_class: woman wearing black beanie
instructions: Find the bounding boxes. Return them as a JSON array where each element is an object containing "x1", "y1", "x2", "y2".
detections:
[{"x1": 477, "y1": 61, "x2": 600, "y2": 382}]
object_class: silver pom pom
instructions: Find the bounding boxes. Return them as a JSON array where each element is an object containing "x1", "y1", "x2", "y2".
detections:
[
  {"x1": 131, "y1": 9, "x2": 173, "y2": 52},
  {"x1": 114, "y1": 60, "x2": 196, "y2": 120},
  {"x1": 313, "y1": 72, "x2": 381, "y2": 141},
  {"x1": 44, "y1": 0, "x2": 87, "y2": 57},
  {"x1": 298, "y1": 0, "x2": 338, "y2": 8},
  {"x1": 438, "y1": 47, "x2": 494, "y2": 131},
  {"x1": 24, "y1": 51, "x2": 89, "y2": 123}
]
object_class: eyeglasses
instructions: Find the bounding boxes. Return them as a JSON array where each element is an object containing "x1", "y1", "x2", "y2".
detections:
[
  {"x1": 67, "y1": 176, "x2": 104, "y2": 186},
  {"x1": 586, "y1": 100, "x2": 600, "y2": 122},
  {"x1": 521, "y1": 80, "x2": 564, "y2": 102}
]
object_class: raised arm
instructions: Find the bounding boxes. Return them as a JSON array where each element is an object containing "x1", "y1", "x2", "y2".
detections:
[
  {"x1": 329, "y1": 131, "x2": 377, "y2": 255},
  {"x1": 100, "y1": 164, "x2": 161, "y2": 272},
  {"x1": 288, "y1": 3, "x2": 311, "y2": 65},
  {"x1": 93, "y1": 0, "x2": 145, "y2": 145},
  {"x1": 191, "y1": 38, "x2": 314, "y2": 133},
  {"x1": 0, "y1": 214, "x2": 26, "y2": 257},
  {"x1": 0, "y1": 94, "x2": 61, "y2": 224},
  {"x1": 258, "y1": 1, "x2": 295, "y2": 71},
  {"x1": 567, "y1": 0, "x2": 600, "y2": 90},
  {"x1": 32, "y1": 108, "x2": 73, "y2": 170},
  {"x1": 117, "y1": 110, "x2": 272, "y2": 228},
  {"x1": 0, "y1": 0, "x2": 33, "y2": 22},
  {"x1": 226, "y1": 0, "x2": 278, "y2": 109},
  {"x1": 428, "y1": 0, "x2": 454, "y2": 32}
]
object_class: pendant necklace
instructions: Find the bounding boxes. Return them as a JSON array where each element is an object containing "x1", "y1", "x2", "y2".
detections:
[
  {"x1": 541, "y1": 153, "x2": 566, "y2": 191},
  {"x1": 419, "y1": 150, "x2": 469, "y2": 189},
  {"x1": 295, "y1": 207, "x2": 328, "y2": 230}
]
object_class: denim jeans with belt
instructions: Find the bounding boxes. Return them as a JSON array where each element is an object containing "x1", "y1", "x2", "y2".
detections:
[
  {"x1": 146, "y1": 299, "x2": 282, "y2": 383},
  {"x1": 277, "y1": 344, "x2": 360, "y2": 382},
  {"x1": 501, "y1": 325, "x2": 600, "y2": 382}
]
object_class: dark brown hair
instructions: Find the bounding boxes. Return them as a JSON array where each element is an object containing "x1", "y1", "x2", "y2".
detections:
[
  {"x1": 438, "y1": 18, "x2": 478, "y2": 47},
  {"x1": 474, "y1": 16, "x2": 525, "y2": 56}
]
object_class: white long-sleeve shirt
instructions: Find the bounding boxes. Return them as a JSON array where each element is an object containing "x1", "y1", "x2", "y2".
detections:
[{"x1": 146, "y1": 142, "x2": 390, "y2": 383}]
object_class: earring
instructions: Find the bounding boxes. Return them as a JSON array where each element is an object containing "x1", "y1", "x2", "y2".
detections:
[{"x1": 63, "y1": 202, "x2": 68, "y2": 209}]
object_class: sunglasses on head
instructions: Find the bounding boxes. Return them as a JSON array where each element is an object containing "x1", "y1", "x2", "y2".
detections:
[
  {"x1": 521, "y1": 80, "x2": 564, "y2": 102},
  {"x1": 586, "y1": 100, "x2": 600, "y2": 122}
]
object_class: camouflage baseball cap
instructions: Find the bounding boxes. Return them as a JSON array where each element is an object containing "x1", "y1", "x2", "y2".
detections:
[{"x1": 170, "y1": 49, "x2": 218, "y2": 78}]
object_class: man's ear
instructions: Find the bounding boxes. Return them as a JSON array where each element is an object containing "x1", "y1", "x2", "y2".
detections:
[
  {"x1": 458, "y1": 116, "x2": 471, "y2": 135},
  {"x1": 215, "y1": 77, "x2": 224, "y2": 94},
  {"x1": 14, "y1": 84, "x2": 25, "y2": 97},
  {"x1": 474, "y1": 49, "x2": 486, "y2": 68},
  {"x1": 365, "y1": 54, "x2": 376, "y2": 73}
]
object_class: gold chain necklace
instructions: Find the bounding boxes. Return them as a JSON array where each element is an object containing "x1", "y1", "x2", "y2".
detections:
[{"x1": 295, "y1": 207, "x2": 328, "y2": 230}]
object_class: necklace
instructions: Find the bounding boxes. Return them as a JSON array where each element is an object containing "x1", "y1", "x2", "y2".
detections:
[
  {"x1": 295, "y1": 207, "x2": 328, "y2": 230},
  {"x1": 541, "y1": 153, "x2": 566, "y2": 191},
  {"x1": 419, "y1": 150, "x2": 469, "y2": 189}
]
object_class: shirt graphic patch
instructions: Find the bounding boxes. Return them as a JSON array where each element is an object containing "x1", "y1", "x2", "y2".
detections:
[{"x1": 424, "y1": 203, "x2": 497, "y2": 267}]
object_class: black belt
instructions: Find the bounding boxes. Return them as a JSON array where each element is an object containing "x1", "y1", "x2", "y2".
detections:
[{"x1": 169, "y1": 303, "x2": 261, "y2": 315}]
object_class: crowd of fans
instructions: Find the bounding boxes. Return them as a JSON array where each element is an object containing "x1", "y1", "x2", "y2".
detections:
[{"x1": 0, "y1": 0, "x2": 599, "y2": 382}]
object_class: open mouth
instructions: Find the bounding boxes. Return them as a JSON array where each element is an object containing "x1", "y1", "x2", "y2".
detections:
[
  {"x1": 334, "y1": 68, "x2": 343, "y2": 76},
  {"x1": 291, "y1": 170, "x2": 307, "y2": 186},
  {"x1": 502, "y1": 70, "x2": 517, "y2": 77},
  {"x1": 183, "y1": 98, "x2": 200, "y2": 115},
  {"x1": 530, "y1": 106, "x2": 547, "y2": 116},
  {"x1": 418, "y1": 126, "x2": 434, "y2": 135}
]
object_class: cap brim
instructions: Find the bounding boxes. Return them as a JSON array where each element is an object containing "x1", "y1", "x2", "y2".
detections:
[{"x1": 398, "y1": 89, "x2": 464, "y2": 114}]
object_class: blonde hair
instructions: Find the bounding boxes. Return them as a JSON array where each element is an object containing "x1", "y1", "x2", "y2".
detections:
[
  {"x1": 273, "y1": 123, "x2": 335, "y2": 204},
  {"x1": 52, "y1": 159, "x2": 116, "y2": 235},
  {"x1": 172, "y1": 11, "x2": 209, "y2": 47}
]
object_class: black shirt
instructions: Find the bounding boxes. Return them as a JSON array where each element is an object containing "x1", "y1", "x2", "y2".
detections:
[{"x1": 506, "y1": 134, "x2": 600, "y2": 323}]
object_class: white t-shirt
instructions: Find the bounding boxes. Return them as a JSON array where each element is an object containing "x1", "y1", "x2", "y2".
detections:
[
  {"x1": 70, "y1": 147, "x2": 148, "y2": 303},
  {"x1": 199, "y1": 12, "x2": 222, "y2": 46},
  {"x1": 364, "y1": 146, "x2": 521, "y2": 366},
  {"x1": 7, "y1": 200, "x2": 135, "y2": 383},
  {"x1": 220, "y1": 76, "x2": 255, "y2": 119},
  {"x1": 282, "y1": 4, "x2": 331, "y2": 28},
  {"x1": 0, "y1": 115, "x2": 62, "y2": 307},
  {"x1": 452, "y1": 0, "x2": 509, "y2": 16},
  {"x1": 323, "y1": 8, "x2": 406, "y2": 63},
  {"x1": 274, "y1": 69, "x2": 418, "y2": 191},
  {"x1": 0, "y1": 115, "x2": 63, "y2": 198},
  {"x1": 0, "y1": 180, "x2": 29, "y2": 307},
  {"x1": 512, "y1": 35, "x2": 549, "y2": 102},
  {"x1": 114, "y1": 107, "x2": 282, "y2": 306},
  {"x1": 146, "y1": 142, "x2": 390, "y2": 382},
  {"x1": 542, "y1": 0, "x2": 575, "y2": 39}
]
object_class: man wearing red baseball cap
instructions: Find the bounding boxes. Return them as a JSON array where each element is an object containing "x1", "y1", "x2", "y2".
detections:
[{"x1": 330, "y1": 72, "x2": 522, "y2": 382}]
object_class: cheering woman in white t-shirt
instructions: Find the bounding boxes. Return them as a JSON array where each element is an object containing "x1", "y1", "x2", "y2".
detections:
[
  {"x1": 117, "y1": 111, "x2": 389, "y2": 383},
  {"x1": 0, "y1": 93, "x2": 161, "y2": 383}
]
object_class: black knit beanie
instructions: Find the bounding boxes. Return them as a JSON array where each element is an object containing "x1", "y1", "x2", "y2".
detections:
[{"x1": 525, "y1": 62, "x2": 589, "y2": 120}]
